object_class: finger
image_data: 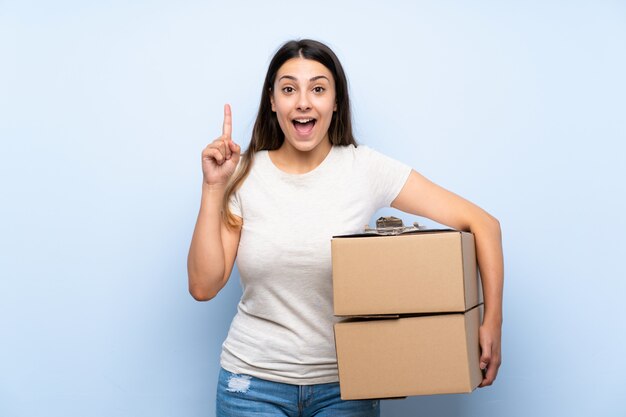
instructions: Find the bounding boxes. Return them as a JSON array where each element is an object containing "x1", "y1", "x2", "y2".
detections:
[
  {"x1": 204, "y1": 139, "x2": 227, "y2": 158},
  {"x1": 222, "y1": 104, "x2": 232, "y2": 160},
  {"x1": 478, "y1": 364, "x2": 490, "y2": 387},
  {"x1": 476, "y1": 337, "x2": 491, "y2": 387},
  {"x1": 204, "y1": 147, "x2": 226, "y2": 165},
  {"x1": 480, "y1": 357, "x2": 490, "y2": 372},
  {"x1": 478, "y1": 362, "x2": 498, "y2": 387},
  {"x1": 478, "y1": 350, "x2": 501, "y2": 388},
  {"x1": 204, "y1": 140, "x2": 227, "y2": 159},
  {"x1": 223, "y1": 136, "x2": 231, "y2": 160},
  {"x1": 222, "y1": 103, "x2": 232, "y2": 140},
  {"x1": 479, "y1": 340, "x2": 492, "y2": 371}
]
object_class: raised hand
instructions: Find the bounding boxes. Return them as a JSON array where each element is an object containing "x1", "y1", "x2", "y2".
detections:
[{"x1": 201, "y1": 104, "x2": 241, "y2": 186}]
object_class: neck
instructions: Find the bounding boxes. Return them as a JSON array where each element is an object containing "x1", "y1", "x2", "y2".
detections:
[{"x1": 269, "y1": 140, "x2": 332, "y2": 174}]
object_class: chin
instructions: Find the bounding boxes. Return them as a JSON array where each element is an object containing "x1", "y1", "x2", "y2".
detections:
[{"x1": 285, "y1": 137, "x2": 324, "y2": 153}]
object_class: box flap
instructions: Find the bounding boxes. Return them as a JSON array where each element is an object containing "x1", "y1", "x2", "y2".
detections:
[{"x1": 333, "y1": 228, "x2": 454, "y2": 239}]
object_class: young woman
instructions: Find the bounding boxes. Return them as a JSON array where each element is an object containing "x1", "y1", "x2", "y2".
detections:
[{"x1": 188, "y1": 39, "x2": 503, "y2": 417}]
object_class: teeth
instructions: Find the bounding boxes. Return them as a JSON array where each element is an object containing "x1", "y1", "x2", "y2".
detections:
[{"x1": 294, "y1": 118, "x2": 314, "y2": 123}]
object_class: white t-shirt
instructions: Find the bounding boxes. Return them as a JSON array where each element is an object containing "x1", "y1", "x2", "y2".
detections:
[{"x1": 220, "y1": 144, "x2": 412, "y2": 385}]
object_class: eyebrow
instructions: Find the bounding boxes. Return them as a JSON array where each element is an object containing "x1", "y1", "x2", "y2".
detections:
[{"x1": 278, "y1": 75, "x2": 330, "y2": 82}]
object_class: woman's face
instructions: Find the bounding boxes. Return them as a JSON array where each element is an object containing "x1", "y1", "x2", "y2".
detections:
[{"x1": 271, "y1": 58, "x2": 337, "y2": 154}]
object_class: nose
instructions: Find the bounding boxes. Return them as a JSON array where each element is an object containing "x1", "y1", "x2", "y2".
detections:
[{"x1": 296, "y1": 91, "x2": 311, "y2": 112}]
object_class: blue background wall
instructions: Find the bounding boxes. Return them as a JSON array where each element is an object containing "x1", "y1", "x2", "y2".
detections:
[{"x1": 1, "y1": 1, "x2": 625, "y2": 416}]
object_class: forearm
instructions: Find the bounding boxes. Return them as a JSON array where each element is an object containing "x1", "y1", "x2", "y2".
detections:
[
  {"x1": 187, "y1": 184, "x2": 228, "y2": 300},
  {"x1": 470, "y1": 214, "x2": 504, "y2": 325}
]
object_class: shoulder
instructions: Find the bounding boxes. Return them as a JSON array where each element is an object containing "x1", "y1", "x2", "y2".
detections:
[
  {"x1": 242, "y1": 150, "x2": 269, "y2": 177},
  {"x1": 333, "y1": 144, "x2": 378, "y2": 161},
  {"x1": 252, "y1": 150, "x2": 269, "y2": 166},
  {"x1": 334, "y1": 144, "x2": 400, "y2": 167},
  {"x1": 332, "y1": 144, "x2": 397, "y2": 165},
  {"x1": 232, "y1": 150, "x2": 268, "y2": 194}
]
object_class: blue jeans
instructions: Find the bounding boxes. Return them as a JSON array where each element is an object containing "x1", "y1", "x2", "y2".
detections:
[{"x1": 216, "y1": 367, "x2": 380, "y2": 417}]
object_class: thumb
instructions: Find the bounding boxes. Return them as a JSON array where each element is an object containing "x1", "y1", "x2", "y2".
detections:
[
  {"x1": 480, "y1": 342, "x2": 492, "y2": 370},
  {"x1": 228, "y1": 141, "x2": 241, "y2": 164}
]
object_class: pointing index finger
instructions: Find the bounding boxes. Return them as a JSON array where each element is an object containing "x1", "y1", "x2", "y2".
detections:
[{"x1": 222, "y1": 103, "x2": 232, "y2": 140}]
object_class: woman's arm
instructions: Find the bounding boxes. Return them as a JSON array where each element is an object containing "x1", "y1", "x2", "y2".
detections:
[
  {"x1": 187, "y1": 184, "x2": 241, "y2": 301},
  {"x1": 187, "y1": 104, "x2": 242, "y2": 301},
  {"x1": 391, "y1": 170, "x2": 503, "y2": 387}
]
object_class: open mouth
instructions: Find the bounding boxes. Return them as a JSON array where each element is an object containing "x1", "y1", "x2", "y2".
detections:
[{"x1": 292, "y1": 118, "x2": 316, "y2": 135}]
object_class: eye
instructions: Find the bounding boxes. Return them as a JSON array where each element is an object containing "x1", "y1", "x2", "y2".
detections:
[
  {"x1": 313, "y1": 86, "x2": 325, "y2": 93},
  {"x1": 282, "y1": 86, "x2": 295, "y2": 94}
]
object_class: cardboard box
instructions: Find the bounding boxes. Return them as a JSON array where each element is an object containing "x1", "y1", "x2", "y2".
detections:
[
  {"x1": 334, "y1": 305, "x2": 483, "y2": 399},
  {"x1": 332, "y1": 230, "x2": 481, "y2": 316}
]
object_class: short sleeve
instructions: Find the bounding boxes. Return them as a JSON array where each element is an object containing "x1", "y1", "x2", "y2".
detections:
[
  {"x1": 228, "y1": 190, "x2": 242, "y2": 218},
  {"x1": 359, "y1": 146, "x2": 412, "y2": 208},
  {"x1": 227, "y1": 159, "x2": 244, "y2": 218}
]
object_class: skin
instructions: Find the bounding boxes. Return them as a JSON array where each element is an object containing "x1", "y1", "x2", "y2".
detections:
[
  {"x1": 187, "y1": 58, "x2": 503, "y2": 388},
  {"x1": 269, "y1": 58, "x2": 337, "y2": 174},
  {"x1": 187, "y1": 104, "x2": 241, "y2": 302}
]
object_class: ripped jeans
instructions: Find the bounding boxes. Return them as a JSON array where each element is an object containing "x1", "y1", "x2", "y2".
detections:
[{"x1": 216, "y1": 367, "x2": 380, "y2": 417}]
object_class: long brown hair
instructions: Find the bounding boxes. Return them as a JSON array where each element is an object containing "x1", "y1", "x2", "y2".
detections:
[{"x1": 223, "y1": 39, "x2": 358, "y2": 227}]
